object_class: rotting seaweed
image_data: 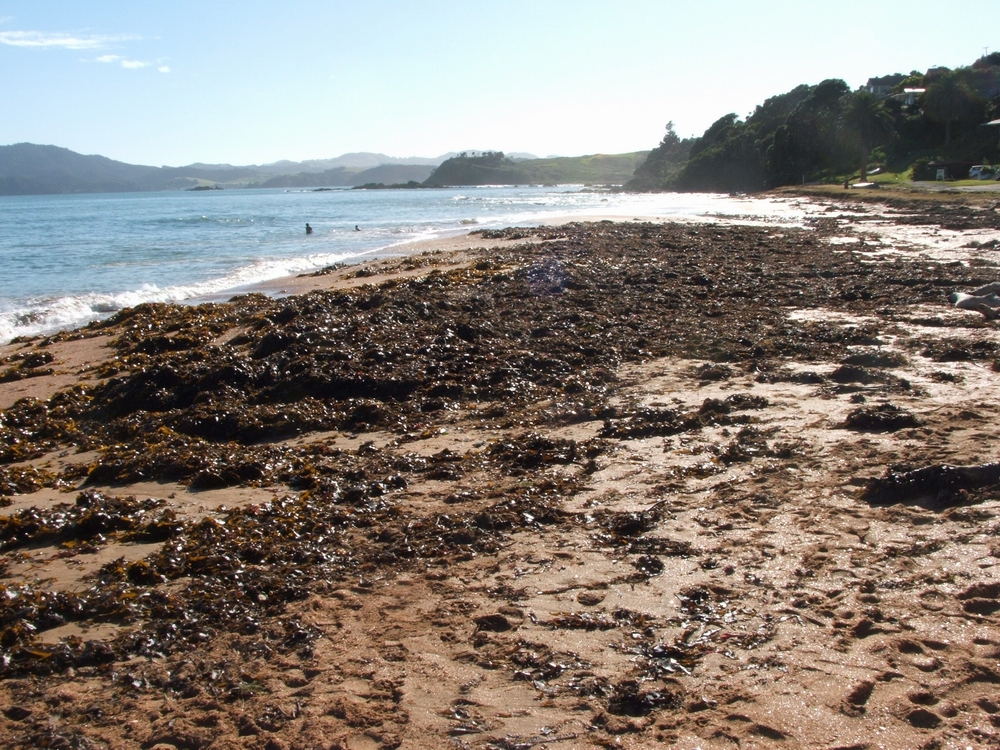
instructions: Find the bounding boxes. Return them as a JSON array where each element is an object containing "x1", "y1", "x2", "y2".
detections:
[
  {"x1": 843, "y1": 403, "x2": 921, "y2": 432},
  {"x1": 0, "y1": 220, "x2": 970, "y2": 491},
  {"x1": 0, "y1": 490, "x2": 174, "y2": 552},
  {"x1": 862, "y1": 462, "x2": 1000, "y2": 507},
  {"x1": 0, "y1": 218, "x2": 988, "y2": 684},
  {"x1": 601, "y1": 394, "x2": 767, "y2": 440}
]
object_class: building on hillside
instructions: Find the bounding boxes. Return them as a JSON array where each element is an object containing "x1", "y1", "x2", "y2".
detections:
[
  {"x1": 865, "y1": 74, "x2": 907, "y2": 97},
  {"x1": 923, "y1": 67, "x2": 951, "y2": 84},
  {"x1": 982, "y1": 118, "x2": 1000, "y2": 148},
  {"x1": 892, "y1": 87, "x2": 926, "y2": 106}
]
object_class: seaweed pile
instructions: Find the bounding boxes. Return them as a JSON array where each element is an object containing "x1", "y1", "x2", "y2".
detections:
[
  {"x1": 3, "y1": 221, "x2": 976, "y2": 483},
  {"x1": 0, "y1": 219, "x2": 980, "y2": 658},
  {"x1": 1, "y1": 218, "x2": 999, "y2": 747},
  {"x1": 863, "y1": 461, "x2": 1000, "y2": 507}
]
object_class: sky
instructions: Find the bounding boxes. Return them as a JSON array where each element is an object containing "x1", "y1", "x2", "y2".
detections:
[{"x1": 1, "y1": 1, "x2": 998, "y2": 167}]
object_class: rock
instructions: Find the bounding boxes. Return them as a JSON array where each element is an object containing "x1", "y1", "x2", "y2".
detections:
[
  {"x1": 577, "y1": 591, "x2": 606, "y2": 606},
  {"x1": 473, "y1": 613, "x2": 513, "y2": 632}
]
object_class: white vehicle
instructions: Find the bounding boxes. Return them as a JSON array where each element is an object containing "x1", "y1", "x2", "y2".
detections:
[{"x1": 969, "y1": 165, "x2": 995, "y2": 179}]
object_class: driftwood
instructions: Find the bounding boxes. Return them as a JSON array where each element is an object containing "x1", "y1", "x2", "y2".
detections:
[{"x1": 862, "y1": 462, "x2": 1000, "y2": 506}]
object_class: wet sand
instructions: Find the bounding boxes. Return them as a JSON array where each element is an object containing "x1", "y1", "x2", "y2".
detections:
[{"x1": 1, "y1": 193, "x2": 1000, "y2": 749}]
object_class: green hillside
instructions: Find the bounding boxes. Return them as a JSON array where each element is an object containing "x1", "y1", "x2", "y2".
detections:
[
  {"x1": 628, "y1": 52, "x2": 1000, "y2": 193},
  {"x1": 423, "y1": 151, "x2": 649, "y2": 186}
]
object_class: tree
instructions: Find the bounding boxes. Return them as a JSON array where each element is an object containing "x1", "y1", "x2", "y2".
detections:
[
  {"x1": 688, "y1": 113, "x2": 739, "y2": 159},
  {"x1": 765, "y1": 80, "x2": 850, "y2": 185},
  {"x1": 677, "y1": 125, "x2": 767, "y2": 193},
  {"x1": 625, "y1": 122, "x2": 693, "y2": 190},
  {"x1": 921, "y1": 71, "x2": 977, "y2": 147},
  {"x1": 839, "y1": 91, "x2": 895, "y2": 183}
]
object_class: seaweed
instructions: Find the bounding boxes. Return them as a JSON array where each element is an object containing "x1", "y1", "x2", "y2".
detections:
[
  {"x1": 0, "y1": 219, "x2": 966, "y2": 684},
  {"x1": 844, "y1": 403, "x2": 921, "y2": 432},
  {"x1": 862, "y1": 462, "x2": 1000, "y2": 507}
]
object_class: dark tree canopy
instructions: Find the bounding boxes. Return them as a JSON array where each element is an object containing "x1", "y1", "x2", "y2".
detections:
[
  {"x1": 626, "y1": 122, "x2": 693, "y2": 191},
  {"x1": 627, "y1": 53, "x2": 1000, "y2": 193},
  {"x1": 922, "y1": 71, "x2": 978, "y2": 146},
  {"x1": 839, "y1": 90, "x2": 895, "y2": 182}
]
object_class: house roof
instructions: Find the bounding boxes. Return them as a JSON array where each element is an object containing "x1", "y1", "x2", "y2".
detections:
[{"x1": 866, "y1": 74, "x2": 906, "y2": 87}]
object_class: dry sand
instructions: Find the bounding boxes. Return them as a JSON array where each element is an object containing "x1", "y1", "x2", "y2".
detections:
[{"x1": 1, "y1": 193, "x2": 1000, "y2": 749}]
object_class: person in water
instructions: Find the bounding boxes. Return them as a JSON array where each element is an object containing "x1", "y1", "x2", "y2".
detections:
[
  {"x1": 305, "y1": 223, "x2": 313, "y2": 234},
  {"x1": 354, "y1": 225, "x2": 360, "y2": 231}
]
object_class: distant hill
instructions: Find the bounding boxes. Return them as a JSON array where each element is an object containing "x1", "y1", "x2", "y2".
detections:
[
  {"x1": 351, "y1": 163, "x2": 435, "y2": 185},
  {"x1": 295, "y1": 153, "x2": 449, "y2": 170},
  {"x1": 238, "y1": 153, "x2": 452, "y2": 175},
  {"x1": 0, "y1": 145, "x2": 452, "y2": 195},
  {"x1": 254, "y1": 167, "x2": 357, "y2": 188},
  {"x1": 0, "y1": 143, "x2": 293, "y2": 194},
  {"x1": 257, "y1": 164, "x2": 435, "y2": 188},
  {"x1": 423, "y1": 151, "x2": 649, "y2": 186},
  {"x1": 179, "y1": 153, "x2": 453, "y2": 175},
  {"x1": 0, "y1": 143, "x2": 640, "y2": 195},
  {"x1": 0, "y1": 143, "x2": 189, "y2": 195}
]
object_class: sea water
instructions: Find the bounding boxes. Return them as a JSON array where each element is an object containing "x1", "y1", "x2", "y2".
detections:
[{"x1": 0, "y1": 186, "x2": 810, "y2": 343}]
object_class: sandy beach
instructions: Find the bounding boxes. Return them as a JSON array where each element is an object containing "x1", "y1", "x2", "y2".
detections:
[{"x1": 2, "y1": 191, "x2": 1000, "y2": 749}]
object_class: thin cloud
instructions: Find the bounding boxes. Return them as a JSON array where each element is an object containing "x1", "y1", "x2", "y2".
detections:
[
  {"x1": 95, "y1": 53, "x2": 157, "y2": 70},
  {"x1": 0, "y1": 30, "x2": 133, "y2": 50},
  {"x1": 158, "y1": 66, "x2": 170, "y2": 73}
]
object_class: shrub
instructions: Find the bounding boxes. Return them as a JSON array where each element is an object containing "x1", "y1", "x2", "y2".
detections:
[{"x1": 911, "y1": 157, "x2": 934, "y2": 180}]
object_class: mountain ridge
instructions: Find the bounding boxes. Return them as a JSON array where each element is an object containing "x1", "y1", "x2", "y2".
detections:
[
  {"x1": 0, "y1": 144, "x2": 462, "y2": 195},
  {"x1": 0, "y1": 143, "x2": 631, "y2": 196}
]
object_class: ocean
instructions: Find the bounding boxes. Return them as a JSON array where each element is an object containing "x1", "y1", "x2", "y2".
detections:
[{"x1": 0, "y1": 186, "x2": 809, "y2": 343}]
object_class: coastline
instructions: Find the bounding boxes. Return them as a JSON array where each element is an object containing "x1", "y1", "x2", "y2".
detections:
[
  {"x1": 1, "y1": 193, "x2": 1000, "y2": 747},
  {"x1": 212, "y1": 211, "x2": 735, "y2": 301},
  {"x1": 0, "y1": 187, "x2": 834, "y2": 346}
]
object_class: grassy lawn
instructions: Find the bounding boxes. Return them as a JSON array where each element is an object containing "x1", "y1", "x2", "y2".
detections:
[
  {"x1": 861, "y1": 170, "x2": 1000, "y2": 188},
  {"x1": 943, "y1": 178, "x2": 1000, "y2": 187},
  {"x1": 870, "y1": 172, "x2": 908, "y2": 184}
]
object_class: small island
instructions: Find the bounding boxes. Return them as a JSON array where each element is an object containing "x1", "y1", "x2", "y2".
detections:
[{"x1": 351, "y1": 180, "x2": 426, "y2": 190}]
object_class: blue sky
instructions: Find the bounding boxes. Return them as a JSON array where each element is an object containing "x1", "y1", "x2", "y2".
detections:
[{"x1": 1, "y1": 1, "x2": 997, "y2": 166}]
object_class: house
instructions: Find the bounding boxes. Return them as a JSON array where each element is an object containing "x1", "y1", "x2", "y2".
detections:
[
  {"x1": 926, "y1": 161, "x2": 976, "y2": 180},
  {"x1": 892, "y1": 87, "x2": 926, "y2": 106},
  {"x1": 865, "y1": 74, "x2": 907, "y2": 98},
  {"x1": 982, "y1": 118, "x2": 1000, "y2": 147},
  {"x1": 923, "y1": 67, "x2": 951, "y2": 84}
]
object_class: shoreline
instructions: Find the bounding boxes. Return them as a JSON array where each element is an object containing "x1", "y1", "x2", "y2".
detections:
[
  {"x1": 3, "y1": 185, "x2": 999, "y2": 414},
  {"x1": 235, "y1": 212, "x2": 702, "y2": 300},
  {"x1": 1, "y1": 195, "x2": 1000, "y2": 747},
  {"x1": 184, "y1": 185, "x2": 1000, "y2": 314},
  {"x1": 0, "y1": 205, "x2": 789, "y2": 347},
  {"x1": 15, "y1": 179, "x2": 989, "y2": 348}
]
